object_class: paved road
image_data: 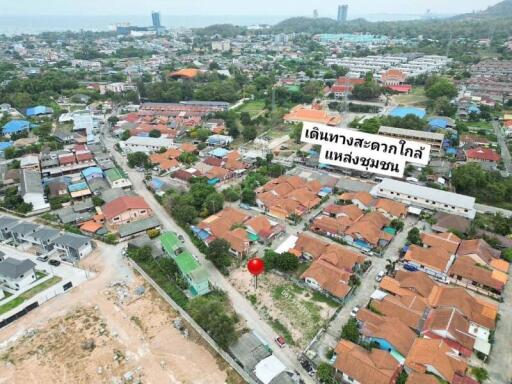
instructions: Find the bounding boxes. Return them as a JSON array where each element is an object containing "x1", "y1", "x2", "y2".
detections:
[
  {"x1": 310, "y1": 217, "x2": 418, "y2": 363},
  {"x1": 487, "y1": 271, "x2": 512, "y2": 384},
  {"x1": 475, "y1": 203, "x2": 512, "y2": 218},
  {"x1": 493, "y1": 121, "x2": 512, "y2": 175},
  {"x1": 102, "y1": 133, "x2": 314, "y2": 382}
]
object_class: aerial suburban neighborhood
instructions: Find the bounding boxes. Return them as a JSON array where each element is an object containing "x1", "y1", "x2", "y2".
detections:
[{"x1": 0, "y1": 1, "x2": 512, "y2": 384}]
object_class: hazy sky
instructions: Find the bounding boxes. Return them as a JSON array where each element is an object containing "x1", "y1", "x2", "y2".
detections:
[{"x1": 1, "y1": 0, "x2": 502, "y2": 16}]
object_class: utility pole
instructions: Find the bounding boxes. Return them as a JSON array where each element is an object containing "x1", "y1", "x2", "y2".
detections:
[{"x1": 271, "y1": 87, "x2": 276, "y2": 112}]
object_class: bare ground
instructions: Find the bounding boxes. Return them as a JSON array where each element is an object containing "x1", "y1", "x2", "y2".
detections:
[
  {"x1": 0, "y1": 245, "x2": 231, "y2": 384},
  {"x1": 229, "y1": 268, "x2": 337, "y2": 349}
]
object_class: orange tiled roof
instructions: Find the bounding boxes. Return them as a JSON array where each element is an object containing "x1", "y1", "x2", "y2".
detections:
[
  {"x1": 169, "y1": 68, "x2": 200, "y2": 79},
  {"x1": 421, "y1": 232, "x2": 461, "y2": 254},
  {"x1": 283, "y1": 105, "x2": 342, "y2": 126}
]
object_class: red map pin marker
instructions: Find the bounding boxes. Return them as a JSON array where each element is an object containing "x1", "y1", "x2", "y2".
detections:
[{"x1": 247, "y1": 258, "x2": 265, "y2": 289}]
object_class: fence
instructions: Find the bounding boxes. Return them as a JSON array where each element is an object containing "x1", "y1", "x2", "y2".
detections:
[{"x1": 128, "y1": 260, "x2": 258, "y2": 384}]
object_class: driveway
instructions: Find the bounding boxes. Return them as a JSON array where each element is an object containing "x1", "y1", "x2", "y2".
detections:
[{"x1": 309, "y1": 217, "x2": 418, "y2": 363}]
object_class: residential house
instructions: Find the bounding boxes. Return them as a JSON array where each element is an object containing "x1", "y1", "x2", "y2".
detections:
[
  {"x1": 102, "y1": 196, "x2": 152, "y2": 231},
  {"x1": 0, "y1": 258, "x2": 36, "y2": 290},
  {"x1": 283, "y1": 105, "x2": 342, "y2": 126},
  {"x1": 118, "y1": 216, "x2": 161, "y2": 240},
  {"x1": 456, "y1": 239, "x2": 503, "y2": 269},
  {"x1": 421, "y1": 307, "x2": 490, "y2": 358},
  {"x1": 197, "y1": 207, "x2": 252, "y2": 258},
  {"x1": 10, "y1": 222, "x2": 39, "y2": 245},
  {"x1": 374, "y1": 199, "x2": 407, "y2": 219},
  {"x1": 105, "y1": 167, "x2": 132, "y2": 189},
  {"x1": 323, "y1": 204, "x2": 364, "y2": 220},
  {"x1": 356, "y1": 309, "x2": 417, "y2": 362},
  {"x1": 68, "y1": 181, "x2": 92, "y2": 199},
  {"x1": 301, "y1": 245, "x2": 365, "y2": 300},
  {"x1": 82, "y1": 166, "x2": 104, "y2": 181},
  {"x1": 175, "y1": 250, "x2": 210, "y2": 296},
  {"x1": 160, "y1": 232, "x2": 183, "y2": 258},
  {"x1": 121, "y1": 136, "x2": 176, "y2": 154},
  {"x1": 334, "y1": 340, "x2": 402, "y2": 384},
  {"x1": 448, "y1": 255, "x2": 507, "y2": 299},
  {"x1": 48, "y1": 182, "x2": 69, "y2": 199},
  {"x1": 20, "y1": 169, "x2": 50, "y2": 212},
  {"x1": 53, "y1": 233, "x2": 93, "y2": 261},
  {"x1": 432, "y1": 213, "x2": 471, "y2": 234},
  {"x1": 0, "y1": 216, "x2": 20, "y2": 241},
  {"x1": 32, "y1": 227, "x2": 61, "y2": 253},
  {"x1": 244, "y1": 216, "x2": 285, "y2": 245},
  {"x1": 421, "y1": 232, "x2": 461, "y2": 255},
  {"x1": 19, "y1": 154, "x2": 40, "y2": 172},
  {"x1": 464, "y1": 148, "x2": 500, "y2": 163},
  {"x1": 404, "y1": 245, "x2": 454, "y2": 282},
  {"x1": 344, "y1": 211, "x2": 393, "y2": 250},
  {"x1": 339, "y1": 191, "x2": 374, "y2": 210},
  {"x1": 405, "y1": 339, "x2": 468, "y2": 384},
  {"x1": 370, "y1": 292, "x2": 427, "y2": 331}
]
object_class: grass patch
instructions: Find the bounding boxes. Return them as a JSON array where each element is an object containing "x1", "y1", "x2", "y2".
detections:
[
  {"x1": 392, "y1": 87, "x2": 428, "y2": 107},
  {"x1": 467, "y1": 120, "x2": 493, "y2": 130},
  {"x1": 236, "y1": 100, "x2": 266, "y2": 118},
  {"x1": 294, "y1": 262, "x2": 311, "y2": 279},
  {"x1": 0, "y1": 276, "x2": 62, "y2": 315},
  {"x1": 269, "y1": 318, "x2": 294, "y2": 346},
  {"x1": 311, "y1": 290, "x2": 341, "y2": 308}
]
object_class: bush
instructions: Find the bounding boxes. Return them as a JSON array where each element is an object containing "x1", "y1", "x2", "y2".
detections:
[
  {"x1": 471, "y1": 367, "x2": 489, "y2": 383},
  {"x1": 263, "y1": 250, "x2": 299, "y2": 272},
  {"x1": 341, "y1": 318, "x2": 359, "y2": 343},
  {"x1": 147, "y1": 228, "x2": 161, "y2": 239},
  {"x1": 502, "y1": 248, "x2": 512, "y2": 263}
]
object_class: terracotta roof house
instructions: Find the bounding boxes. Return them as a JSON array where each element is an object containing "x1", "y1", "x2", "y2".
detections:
[
  {"x1": 292, "y1": 233, "x2": 329, "y2": 260},
  {"x1": 404, "y1": 245, "x2": 454, "y2": 282},
  {"x1": 323, "y1": 204, "x2": 364, "y2": 221},
  {"x1": 301, "y1": 257, "x2": 352, "y2": 299},
  {"x1": 405, "y1": 339, "x2": 468, "y2": 384},
  {"x1": 334, "y1": 340, "x2": 402, "y2": 384},
  {"x1": 311, "y1": 215, "x2": 354, "y2": 238},
  {"x1": 168, "y1": 68, "x2": 200, "y2": 79},
  {"x1": 465, "y1": 147, "x2": 500, "y2": 163},
  {"x1": 283, "y1": 105, "x2": 342, "y2": 126},
  {"x1": 449, "y1": 255, "x2": 507, "y2": 299},
  {"x1": 356, "y1": 309, "x2": 417, "y2": 359},
  {"x1": 380, "y1": 270, "x2": 437, "y2": 299},
  {"x1": 102, "y1": 196, "x2": 152, "y2": 231},
  {"x1": 421, "y1": 232, "x2": 461, "y2": 255},
  {"x1": 374, "y1": 198, "x2": 407, "y2": 218},
  {"x1": 244, "y1": 215, "x2": 285, "y2": 244},
  {"x1": 370, "y1": 293, "x2": 427, "y2": 331},
  {"x1": 427, "y1": 286, "x2": 497, "y2": 331},
  {"x1": 180, "y1": 143, "x2": 198, "y2": 153},
  {"x1": 406, "y1": 372, "x2": 440, "y2": 384},
  {"x1": 432, "y1": 213, "x2": 471, "y2": 234},
  {"x1": 381, "y1": 69, "x2": 407, "y2": 86},
  {"x1": 345, "y1": 211, "x2": 393, "y2": 249},
  {"x1": 198, "y1": 208, "x2": 252, "y2": 258},
  {"x1": 339, "y1": 191, "x2": 374, "y2": 209},
  {"x1": 421, "y1": 307, "x2": 480, "y2": 357},
  {"x1": 456, "y1": 239, "x2": 502, "y2": 266}
]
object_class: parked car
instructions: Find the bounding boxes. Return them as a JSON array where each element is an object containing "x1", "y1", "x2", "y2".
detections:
[
  {"x1": 375, "y1": 271, "x2": 385, "y2": 282},
  {"x1": 403, "y1": 263, "x2": 418, "y2": 272},
  {"x1": 275, "y1": 336, "x2": 286, "y2": 348},
  {"x1": 48, "y1": 259, "x2": 61, "y2": 266},
  {"x1": 37, "y1": 255, "x2": 49, "y2": 262},
  {"x1": 350, "y1": 306, "x2": 360, "y2": 318}
]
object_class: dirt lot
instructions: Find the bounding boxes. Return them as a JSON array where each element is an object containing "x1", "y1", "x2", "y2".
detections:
[
  {"x1": 0, "y1": 245, "x2": 233, "y2": 384},
  {"x1": 229, "y1": 268, "x2": 339, "y2": 350}
]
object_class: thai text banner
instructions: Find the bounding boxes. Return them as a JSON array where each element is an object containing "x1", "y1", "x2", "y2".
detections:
[{"x1": 300, "y1": 122, "x2": 431, "y2": 177}]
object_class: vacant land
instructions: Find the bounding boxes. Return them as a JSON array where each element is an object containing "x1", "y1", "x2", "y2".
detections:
[
  {"x1": 236, "y1": 100, "x2": 266, "y2": 118},
  {"x1": 229, "y1": 268, "x2": 339, "y2": 349},
  {"x1": 391, "y1": 87, "x2": 428, "y2": 107}
]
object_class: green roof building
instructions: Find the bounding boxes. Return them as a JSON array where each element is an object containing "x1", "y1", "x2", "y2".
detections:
[
  {"x1": 175, "y1": 251, "x2": 210, "y2": 296},
  {"x1": 160, "y1": 231, "x2": 181, "y2": 258}
]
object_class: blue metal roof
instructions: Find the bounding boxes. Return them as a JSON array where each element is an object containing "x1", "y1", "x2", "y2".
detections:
[
  {"x1": 209, "y1": 148, "x2": 229, "y2": 158},
  {"x1": 0, "y1": 141, "x2": 13, "y2": 152},
  {"x1": 388, "y1": 107, "x2": 426, "y2": 119},
  {"x1": 26, "y1": 105, "x2": 53, "y2": 117},
  {"x1": 428, "y1": 118, "x2": 448, "y2": 129},
  {"x1": 68, "y1": 182, "x2": 89, "y2": 192},
  {"x1": 82, "y1": 167, "x2": 103, "y2": 178},
  {"x1": 2, "y1": 120, "x2": 31, "y2": 134}
]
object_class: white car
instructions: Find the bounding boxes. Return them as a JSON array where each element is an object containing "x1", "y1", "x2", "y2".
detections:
[
  {"x1": 376, "y1": 271, "x2": 385, "y2": 282},
  {"x1": 350, "y1": 306, "x2": 360, "y2": 318}
]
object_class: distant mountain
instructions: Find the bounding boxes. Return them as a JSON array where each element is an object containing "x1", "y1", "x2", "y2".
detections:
[{"x1": 271, "y1": 0, "x2": 512, "y2": 39}]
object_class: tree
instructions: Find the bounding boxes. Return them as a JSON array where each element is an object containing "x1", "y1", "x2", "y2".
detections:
[
  {"x1": 222, "y1": 187, "x2": 240, "y2": 202},
  {"x1": 407, "y1": 228, "x2": 422, "y2": 245},
  {"x1": 108, "y1": 116, "x2": 119, "y2": 125},
  {"x1": 263, "y1": 250, "x2": 299, "y2": 272},
  {"x1": 358, "y1": 117, "x2": 381, "y2": 134},
  {"x1": 432, "y1": 96, "x2": 457, "y2": 117},
  {"x1": 149, "y1": 129, "x2": 162, "y2": 138},
  {"x1": 178, "y1": 152, "x2": 198, "y2": 165},
  {"x1": 127, "y1": 152, "x2": 150, "y2": 168},
  {"x1": 396, "y1": 371, "x2": 408, "y2": 384},
  {"x1": 203, "y1": 192, "x2": 224, "y2": 216},
  {"x1": 187, "y1": 295, "x2": 237, "y2": 349},
  {"x1": 390, "y1": 219, "x2": 404, "y2": 232},
  {"x1": 425, "y1": 77, "x2": 457, "y2": 100},
  {"x1": 206, "y1": 239, "x2": 232, "y2": 270},
  {"x1": 241, "y1": 188, "x2": 256, "y2": 205},
  {"x1": 340, "y1": 318, "x2": 359, "y2": 343},
  {"x1": 502, "y1": 248, "x2": 512, "y2": 263},
  {"x1": 92, "y1": 196, "x2": 105, "y2": 207},
  {"x1": 242, "y1": 125, "x2": 257, "y2": 141},
  {"x1": 316, "y1": 363, "x2": 335, "y2": 384},
  {"x1": 471, "y1": 367, "x2": 489, "y2": 383},
  {"x1": 120, "y1": 130, "x2": 131, "y2": 141},
  {"x1": 290, "y1": 123, "x2": 303, "y2": 144},
  {"x1": 240, "y1": 112, "x2": 252, "y2": 126}
]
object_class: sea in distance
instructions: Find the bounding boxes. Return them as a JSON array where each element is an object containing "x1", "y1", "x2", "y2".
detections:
[{"x1": 0, "y1": 13, "x2": 443, "y2": 35}]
